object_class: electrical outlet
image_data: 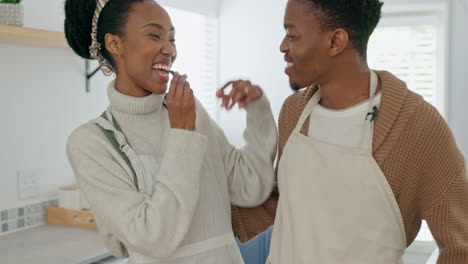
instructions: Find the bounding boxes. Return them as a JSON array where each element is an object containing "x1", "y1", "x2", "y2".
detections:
[{"x1": 17, "y1": 170, "x2": 40, "y2": 200}]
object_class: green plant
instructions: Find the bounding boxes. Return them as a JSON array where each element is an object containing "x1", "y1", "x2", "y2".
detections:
[{"x1": 0, "y1": 0, "x2": 22, "y2": 3}]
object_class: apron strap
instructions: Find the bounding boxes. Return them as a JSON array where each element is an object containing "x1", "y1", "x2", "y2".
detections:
[
  {"x1": 365, "y1": 71, "x2": 379, "y2": 121},
  {"x1": 295, "y1": 88, "x2": 322, "y2": 131},
  {"x1": 93, "y1": 107, "x2": 145, "y2": 192},
  {"x1": 361, "y1": 70, "x2": 379, "y2": 151},
  {"x1": 294, "y1": 71, "x2": 379, "y2": 151}
]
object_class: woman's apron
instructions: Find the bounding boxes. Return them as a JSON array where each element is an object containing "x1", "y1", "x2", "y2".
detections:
[
  {"x1": 93, "y1": 109, "x2": 238, "y2": 263},
  {"x1": 267, "y1": 71, "x2": 407, "y2": 263}
]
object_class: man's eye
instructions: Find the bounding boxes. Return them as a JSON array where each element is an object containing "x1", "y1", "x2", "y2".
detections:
[
  {"x1": 287, "y1": 35, "x2": 295, "y2": 40},
  {"x1": 150, "y1": 34, "x2": 161, "y2": 39}
]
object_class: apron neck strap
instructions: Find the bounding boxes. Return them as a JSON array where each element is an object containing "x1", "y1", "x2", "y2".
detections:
[
  {"x1": 294, "y1": 70, "x2": 379, "y2": 132},
  {"x1": 295, "y1": 88, "x2": 322, "y2": 131},
  {"x1": 93, "y1": 107, "x2": 144, "y2": 192},
  {"x1": 366, "y1": 70, "x2": 379, "y2": 116}
]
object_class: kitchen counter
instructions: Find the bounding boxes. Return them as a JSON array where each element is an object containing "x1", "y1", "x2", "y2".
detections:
[
  {"x1": 0, "y1": 224, "x2": 437, "y2": 264},
  {"x1": 0, "y1": 225, "x2": 112, "y2": 264}
]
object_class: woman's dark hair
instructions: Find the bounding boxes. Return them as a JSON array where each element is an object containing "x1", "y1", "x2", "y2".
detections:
[
  {"x1": 303, "y1": 0, "x2": 383, "y2": 58},
  {"x1": 64, "y1": 0, "x2": 146, "y2": 66}
]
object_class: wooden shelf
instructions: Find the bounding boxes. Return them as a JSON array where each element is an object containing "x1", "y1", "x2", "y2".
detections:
[{"x1": 0, "y1": 24, "x2": 68, "y2": 49}]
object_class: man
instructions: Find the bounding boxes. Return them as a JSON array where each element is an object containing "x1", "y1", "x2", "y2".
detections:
[{"x1": 231, "y1": 0, "x2": 468, "y2": 263}]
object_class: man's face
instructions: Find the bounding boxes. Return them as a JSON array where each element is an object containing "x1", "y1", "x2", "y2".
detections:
[{"x1": 280, "y1": 0, "x2": 332, "y2": 91}]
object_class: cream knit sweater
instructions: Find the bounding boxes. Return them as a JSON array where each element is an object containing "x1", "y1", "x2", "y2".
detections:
[{"x1": 66, "y1": 80, "x2": 277, "y2": 263}]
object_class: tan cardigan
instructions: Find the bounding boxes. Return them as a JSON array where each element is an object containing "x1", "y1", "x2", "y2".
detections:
[{"x1": 231, "y1": 71, "x2": 468, "y2": 263}]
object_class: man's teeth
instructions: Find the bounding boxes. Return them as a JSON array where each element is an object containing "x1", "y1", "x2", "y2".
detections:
[
  {"x1": 152, "y1": 64, "x2": 171, "y2": 71},
  {"x1": 287, "y1": 62, "x2": 294, "y2": 67}
]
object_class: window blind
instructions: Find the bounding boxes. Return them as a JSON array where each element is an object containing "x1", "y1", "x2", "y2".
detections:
[
  {"x1": 167, "y1": 7, "x2": 219, "y2": 120},
  {"x1": 368, "y1": 25, "x2": 437, "y2": 105}
]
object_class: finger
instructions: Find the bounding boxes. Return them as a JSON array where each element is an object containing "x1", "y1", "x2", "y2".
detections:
[
  {"x1": 189, "y1": 86, "x2": 195, "y2": 110},
  {"x1": 183, "y1": 81, "x2": 192, "y2": 106},
  {"x1": 216, "y1": 88, "x2": 227, "y2": 99},
  {"x1": 168, "y1": 72, "x2": 181, "y2": 99},
  {"x1": 238, "y1": 82, "x2": 253, "y2": 108},
  {"x1": 233, "y1": 85, "x2": 248, "y2": 102},
  {"x1": 223, "y1": 82, "x2": 239, "y2": 108},
  {"x1": 221, "y1": 82, "x2": 235, "y2": 107},
  {"x1": 187, "y1": 85, "x2": 196, "y2": 114},
  {"x1": 217, "y1": 80, "x2": 238, "y2": 99},
  {"x1": 244, "y1": 81, "x2": 252, "y2": 94},
  {"x1": 227, "y1": 81, "x2": 246, "y2": 109},
  {"x1": 175, "y1": 74, "x2": 188, "y2": 99},
  {"x1": 222, "y1": 96, "x2": 230, "y2": 108},
  {"x1": 227, "y1": 89, "x2": 242, "y2": 110},
  {"x1": 220, "y1": 81, "x2": 236, "y2": 92}
]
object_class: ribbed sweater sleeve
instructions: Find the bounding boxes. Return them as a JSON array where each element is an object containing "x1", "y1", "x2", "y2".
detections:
[
  {"x1": 415, "y1": 104, "x2": 468, "y2": 264},
  {"x1": 231, "y1": 94, "x2": 295, "y2": 242},
  {"x1": 211, "y1": 95, "x2": 277, "y2": 207}
]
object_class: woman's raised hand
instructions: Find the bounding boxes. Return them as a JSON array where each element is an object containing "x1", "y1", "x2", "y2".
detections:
[
  {"x1": 217, "y1": 80, "x2": 263, "y2": 110},
  {"x1": 166, "y1": 72, "x2": 196, "y2": 131}
]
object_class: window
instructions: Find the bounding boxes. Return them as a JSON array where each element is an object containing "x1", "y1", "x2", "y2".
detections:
[
  {"x1": 367, "y1": 6, "x2": 448, "y2": 117},
  {"x1": 165, "y1": 7, "x2": 219, "y2": 120}
]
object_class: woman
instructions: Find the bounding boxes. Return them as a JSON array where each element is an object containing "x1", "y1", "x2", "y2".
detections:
[{"x1": 64, "y1": 0, "x2": 277, "y2": 263}]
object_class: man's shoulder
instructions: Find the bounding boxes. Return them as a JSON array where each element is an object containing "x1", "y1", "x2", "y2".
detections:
[{"x1": 395, "y1": 89, "x2": 447, "y2": 135}]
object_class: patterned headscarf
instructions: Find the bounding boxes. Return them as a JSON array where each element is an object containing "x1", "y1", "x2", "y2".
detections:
[{"x1": 89, "y1": 0, "x2": 115, "y2": 76}]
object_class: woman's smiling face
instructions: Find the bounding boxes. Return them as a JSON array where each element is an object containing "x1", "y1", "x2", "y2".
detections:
[{"x1": 109, "y1": 1, "x2": 177, "y2": 96}]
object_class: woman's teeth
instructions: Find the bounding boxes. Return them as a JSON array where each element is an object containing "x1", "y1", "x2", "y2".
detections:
[
  {"x1": 152, "y1": 64, "x2": 171, "y2": 72},
  {"x1": 287, "y1": 62, "x2": 294, "y2": 67}
]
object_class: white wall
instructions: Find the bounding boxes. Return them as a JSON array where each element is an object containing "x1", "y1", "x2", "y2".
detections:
[
  {"x1": 0, "y1": 0, "x2": 112, "y2": 210},
  {"x1": 21, "y1": 0, "x2": 221, "y2": 31},
  {"x1": 0, "y1": 45, "x2": 111, "y2": 210},
  {"x1": 157, "y1": 0, "x2": 220, "y2": 17},
  {"x1": 0, "y1": 0, "x2": 218, "y2": 211},
  {"x1": 218, "y1": 0, "x2": 468, "y2": 156},
  {"x1": 0, "y1": 0, "x2": 220, "y2": 211}
]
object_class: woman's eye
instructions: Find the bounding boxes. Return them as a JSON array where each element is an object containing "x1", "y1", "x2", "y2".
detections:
[
  {"x1": 170, "y1": 39, "x2": 176, "y2": 43},
  {"x1": 150, "y1": 34, "x2": 161, "y2": 40},
  {"x1": 287, "y1": 34, "x2": 295, "y2": 40}
]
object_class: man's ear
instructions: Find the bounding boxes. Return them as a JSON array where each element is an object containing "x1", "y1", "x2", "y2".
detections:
[{"x1": 328, "y1": 28, "x2": 349, "y2": 57}]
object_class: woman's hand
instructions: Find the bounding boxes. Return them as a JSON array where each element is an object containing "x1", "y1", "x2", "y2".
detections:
[
  {"x1": 216, "y1": 80, "x2": 263, "y2": 110},
  {"x1": 166, "y1": 72, "x2": 196, "y2": 131}
]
